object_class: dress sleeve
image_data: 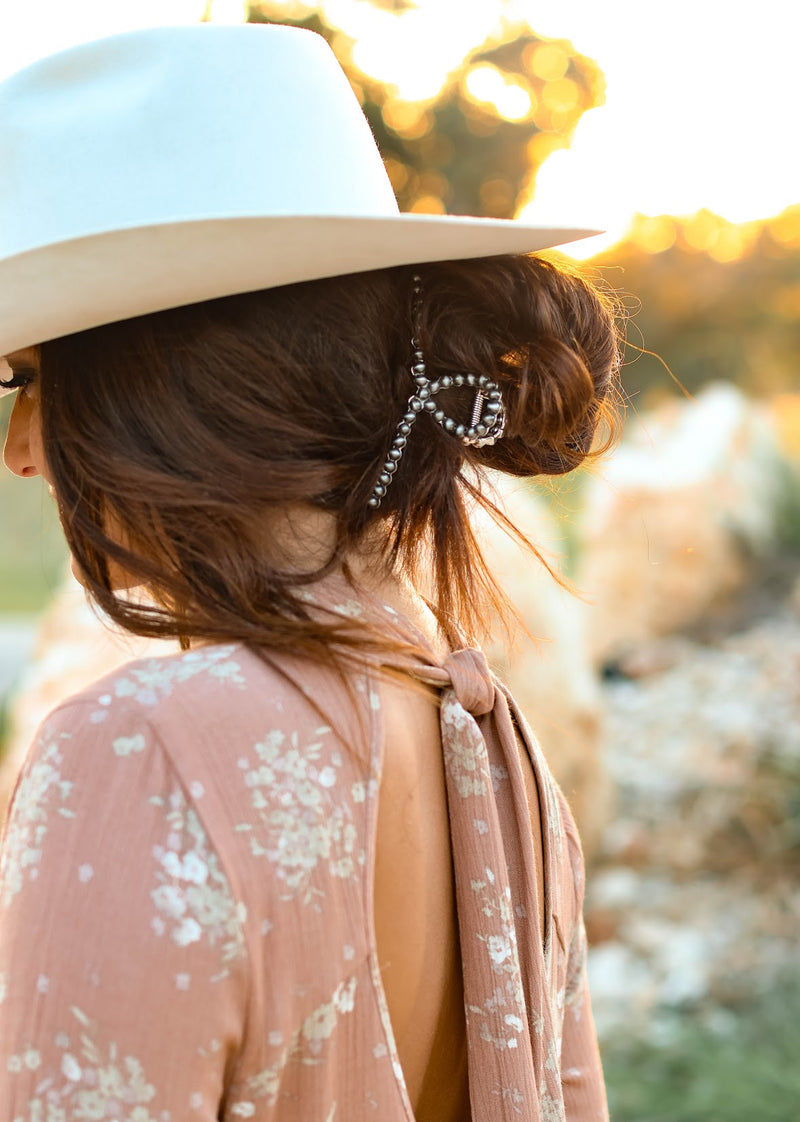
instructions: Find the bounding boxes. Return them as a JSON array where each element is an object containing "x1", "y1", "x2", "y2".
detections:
[
  {"x1": 557, "y1": 800, "x2": 608, "y2": 1121},
  {"x1": 0, "y1": 695, "x2": 249, "y2": 1120}
]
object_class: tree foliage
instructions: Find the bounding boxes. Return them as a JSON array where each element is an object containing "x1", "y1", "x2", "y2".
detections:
[
  {"x1": 595, "y1": 206, "x2": 800, "y2": 401},
  {"x1": 247, "y1": 1, "x2": 605, "y2": 218}
]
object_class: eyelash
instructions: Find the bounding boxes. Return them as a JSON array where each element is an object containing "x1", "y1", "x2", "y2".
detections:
[{"x1": 0, "y1": 368, "x2": 36, "y2": 392}]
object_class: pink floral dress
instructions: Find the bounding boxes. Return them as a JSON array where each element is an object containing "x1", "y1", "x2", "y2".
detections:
[{"x1": 0, "y1": 605, "x2": 607, "y2": 1120}]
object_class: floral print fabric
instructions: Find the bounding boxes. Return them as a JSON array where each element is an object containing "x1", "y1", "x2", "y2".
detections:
[{"x1": 0, "y1": 632, "x2": 606, "y2": 1120}]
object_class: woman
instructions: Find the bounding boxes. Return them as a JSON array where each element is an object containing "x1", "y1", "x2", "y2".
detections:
[{"x1": 0, "y1": 23, "x2": 619, "y2": 1122}]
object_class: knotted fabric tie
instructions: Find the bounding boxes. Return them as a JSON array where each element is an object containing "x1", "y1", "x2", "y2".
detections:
[{"x1": 441, "y1": 647, "x2": 496, "y2": 717}]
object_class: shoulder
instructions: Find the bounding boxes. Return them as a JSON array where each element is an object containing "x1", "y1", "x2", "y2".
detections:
[
  {"x1": 25, "y1": 641, "x2": 295, "y2": 752},
  {"x1": 69, "y1": 641, "x2": 252, "y2": 711},
  {"x1": 4, "y1": 641, "x2": 375, "y2": 871},
  {"x1": 1, "y1": 646, "x2": 250, "y2": 886}
]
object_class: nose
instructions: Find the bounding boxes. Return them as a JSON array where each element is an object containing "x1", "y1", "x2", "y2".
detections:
[{"x1": 3, "y1": 397, "x2": 40, "y2": 478}]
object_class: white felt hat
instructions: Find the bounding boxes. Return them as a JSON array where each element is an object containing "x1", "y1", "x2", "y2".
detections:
[{"x1": 0, "y1": 23, "x2": 597, "y2": 355}]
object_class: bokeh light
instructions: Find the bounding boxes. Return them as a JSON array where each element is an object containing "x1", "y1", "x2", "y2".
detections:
[
  {"x1": 465, "y1": 65, "x2": 533, "y2": 121},
  {"x1": 0, "y1": 0, "x2": 797, "y2": 259}
]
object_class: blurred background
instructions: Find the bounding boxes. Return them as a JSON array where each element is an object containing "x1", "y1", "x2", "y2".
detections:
[{"x1": 1, "y1": 2, "x2": 799, "y2": 1118}]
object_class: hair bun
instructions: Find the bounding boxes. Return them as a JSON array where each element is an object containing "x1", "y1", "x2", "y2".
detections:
[{"x1": 416, "y1": 256, "x2": 622, "y2": 479}]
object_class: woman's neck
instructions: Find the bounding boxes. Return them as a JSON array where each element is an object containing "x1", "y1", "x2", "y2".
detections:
[{"x1": 255, "y1": 502, "x2": 450, "y2": 660}]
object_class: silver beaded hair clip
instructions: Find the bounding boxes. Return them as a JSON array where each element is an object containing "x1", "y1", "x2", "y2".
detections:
[{"x1": 367, "y1": 274, "x2": 506, "y2": 510}]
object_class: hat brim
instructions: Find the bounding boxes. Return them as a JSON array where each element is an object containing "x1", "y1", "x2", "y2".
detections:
[{"x1": 0, "y1": 214, "x2": 599, "y2": 354}]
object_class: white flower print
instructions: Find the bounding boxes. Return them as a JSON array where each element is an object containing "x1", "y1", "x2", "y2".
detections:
[
  {"x1": 240, "y1": 725, "x2": 361, "y2": 906},
  {"x1": 113, "y1": 733, "x2": 147, "y2": 756},
  {"x1": 540, "y1": 1087, "x2": 567, "y2": 1122},
  {"x1": 232, "y1": 977, "x2": 358, "y2": 1111},
  {"x1": 0, "y1": 730, "x2": 74, "y2": 908},
  {"x1": 467, "y1": 876, "x2": 530, "y2": 1052},
  {"x1": 5, "y1": 1007, "x2": 160, "y2": 1120},
  {"x1": 109, "y1": 646, "x2": 245, "y2": 712},
  {"x1": 441, "y1": 695, "x2": 491, "y2": 798},
  {"x1": 487, "y1": 934, "x2": 513, "y2": 966},
  {"x1": 491, "y1": 1082, "x2": 525, "y2": 1115},
  {"x1": 491, "y1": 764, "x2": 510, "y2": 791},
  {"x1": 150, "y1": 788, "x2": 245, "y2": 969},
  {"x1": 62, "y1": 1052, "x2": 82, "y2": 1081}
]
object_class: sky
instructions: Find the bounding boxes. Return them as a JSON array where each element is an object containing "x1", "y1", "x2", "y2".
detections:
[{"x1": 0, "y1": 0, "x2": 797, "y2": 257}]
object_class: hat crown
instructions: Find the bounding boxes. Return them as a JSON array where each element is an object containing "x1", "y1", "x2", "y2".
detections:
[
  {"x1": 0, "y1": 23, "x2": 595, "y2": 355},
  {"x1": 0, "y1": 24, "x2": 398, "y2": 259}
]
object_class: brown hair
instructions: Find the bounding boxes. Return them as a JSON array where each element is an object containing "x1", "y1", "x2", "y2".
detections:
[{"x1": 39, "y1": 255, "x2": 622, "y2": 660}]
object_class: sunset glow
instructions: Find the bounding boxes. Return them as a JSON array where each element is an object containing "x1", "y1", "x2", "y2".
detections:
[{"x1": 0, "y1": 0, "x2": 797, "y2": 260}]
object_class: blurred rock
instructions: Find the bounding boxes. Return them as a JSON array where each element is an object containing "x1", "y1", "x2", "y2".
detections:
[
  {"x1": 586, "y1": 569, "x2": 800, "y2": 1038},
  {"x1": 476, "y1": 475, "x2": 611, "y2": 860},
  {"x1": 600, "y1": 615, "x2": 800, "y2": 873},
  {"x1": 577, "y1": 383, "x2": 789, "y2": 663}
]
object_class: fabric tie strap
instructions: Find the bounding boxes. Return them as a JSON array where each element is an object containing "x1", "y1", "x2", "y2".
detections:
[
  {"x1": 441, "y1": 648, "x2": 496, "y2": 717},
  {"x1": 419, "y1": 645, "x2": 548, "y2": 1121},
  {"x1": 383, "y1": 636, "x2": 562, "y2": 1118}
]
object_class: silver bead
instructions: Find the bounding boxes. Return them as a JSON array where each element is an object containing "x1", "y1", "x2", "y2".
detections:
[{"x1": 367, "y1": 275, "x2": 508, "y2": 515}]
